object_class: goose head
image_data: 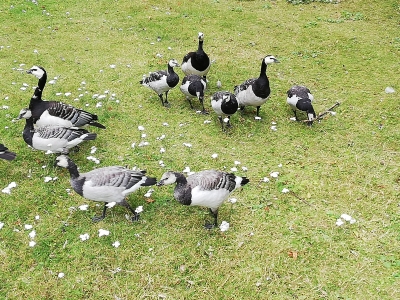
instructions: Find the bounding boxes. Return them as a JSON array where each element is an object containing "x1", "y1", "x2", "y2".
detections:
[
  {"x1": 55, "y1": 155, "x2": 70, "y2": 168},
  {"x1": 264, "y1": 55, "x2": 280, "y2": 64},
  {"x1": 198, "y1": 32, "x2": 204, "y2": 42},
  {"x1": 27, "y1": 65, "x2": 46, "y2": 79},
  {"x1": 157, "y1": 171, "x2": 178, "y2": 186},
  {"x1": 17, "y1": 108, "x2": 32, "y2": 120},
  {"x1": 168, "y1": 59, "x2": 180, "y2": 68}
]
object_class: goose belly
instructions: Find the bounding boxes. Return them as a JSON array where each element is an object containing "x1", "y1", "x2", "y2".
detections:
[
  {"x1": 180, "y1": 82, "x2": 195, "y2": 98},
  {"x1": 82, "y1": 182, "x2": 125, "y2": 203},
  {"x1": 211, "y1": 100, "x2": 224, "y2": 115},
  {"x1": 32, "y1": 134, "x2": 68, "y2": 152},
  {"x1": 146, "y1": 77, "x2": 169, "y2": 94},
  {"x1": 190, "y1": 187, "x2": 230, "y2": 211},
  {"x1": 36, "y1": 111, "x2": 74, "y2": 128},
  {"x1": 236, "y1": 87, "x2": 268, "y2": 107}
]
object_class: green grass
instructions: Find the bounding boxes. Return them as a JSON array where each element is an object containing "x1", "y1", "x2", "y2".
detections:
[{"x1": 1, "y1": 0, "x2": 399, "y2": 299}]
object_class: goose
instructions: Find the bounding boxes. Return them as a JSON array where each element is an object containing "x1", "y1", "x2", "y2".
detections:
[
  {"x1": 22, "y1": 117, "x2": 97, "y2": 154},
  {"x1": 211, "y1": 91, "x2": 238, "y2": 131},
  {"x1": 55, "y1": 155, "x2": 157, "y2": 222},
  {"x1": 0, "y1": 143, "x2": 16, "y2": 161},
  {"x1": 139, "y1": 59, "x2": 180, "y2": 107},
  {"x1": 180, "y1": 75, "x2": 208, "y2": 114},
  {"x1": 181, "y1": 32, "x2": 211, "y2": 78},
  {"x1": 287, "y1": 85, "x2": 316, "y2": 125},
  {"x1": 234, "y1": 55, "x2": 279, "y2": 119},
  {"x1": 26, "y1": 66, "x2": 106, "y2": 129},
  {"x1": 157, "y1": 170, "x2": 249, "y2": 228}
]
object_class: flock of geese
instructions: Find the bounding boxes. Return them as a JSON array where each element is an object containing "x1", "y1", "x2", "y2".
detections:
[{"x1": 0, "y1": 32, "x2": 318, "y2": 228}]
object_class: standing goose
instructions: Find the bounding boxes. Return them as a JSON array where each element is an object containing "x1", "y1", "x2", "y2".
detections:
[
  {"x1": 180, "y1": 75, "x2": 208, "y2": 114},
  {"x1": 26, "y1": 66, "x2": 106, "y2": 129},
  {"x1": 55, "y1": 155, "x2": 157, "y2": 222},
  {"x1": 181, "y1": 32, "x2": 211, "y2": 79},
  {"x1": 287, "y1": 85, "x2": 316, "y2": 125},
  {"x1": 22, "y1": 117, "x2": 97, "y2": 154},
  {"x1": 211, "y1": 91, "x2": 238, "y2": 131},
  {"x1": 157, "y1": 170, "x2": 249, "y2": 228},
  {"x1": 140, "y1": 59, "x2": 180, "y2": 107},
  {"x1": 0, "y1": 143, "x2": 16, "y2": 161},
  {"x1": 234, "y1": 55, "x2": 279, "y2": 119}
]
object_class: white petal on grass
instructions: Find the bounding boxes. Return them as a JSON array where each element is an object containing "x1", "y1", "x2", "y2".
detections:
[
  {"x1": 78, "y1": 204, "x2": 89, "y2": 211},
  {"x1": 2, "y1": 182, "x2": 17, "y2": 194},
  {"x1": 336, "y1": 218, "x2": 345, "y2": 226},
  {"x1": 24, "y1": 224, "x2": 33, "y2": 230},
  {"x1": 263, "y1": 177, "x2": 270, "y2": 182},
  {"x1": 35, "y1": 215, "x2": 40, "y2": 220},
  {"x1": 340, "y1": 214, "x2": 352, "y2": 221},
  {"x1": 223, "y1": 117, "x2": 230, "y2": 123},
  {"x1": 220, "y1": 221, "x2": 230, "y2": 232},
  {"x1": 106, "y1": 202, "x2": 116, "y2": 208},
  {"x1": 211, "y1": 153, "x2": 218, "y2": 159},
  {"x1": 228, "y1": 198, "x2": 237, "y2": 204},
  {"x1": 234, "y1": 161, "x2": 241, "y2": 165},
  {"x1": 138, "y1": 125, "x2": 145, "y2": 131},
  {"x1": 29, "y1": 241, "x2": 36, "y2": 247},
  {"x1": 270, "y1": 171, "x2": 279, "y2": 178},
  {"x1": 183, "y1": 143, "x2": 192, "y2": 148},
  {"x1": 203, "y1": 120, "x2": 211, "y2": 124},
  {"x1": 144, "y1": 189, "x2": 154, "y2": 197},
  {"x1": 255, "y1": 116, "x2": 262, "y2": 120},
  {"x1": 112, "y1": 241, "x2": 121, "y2": 248},
  {"x1": 230, "y1": 167, "x2": 238, "y2": 172},
  {"x1": 162, "y1": 122, "x2": 169, "y2": 126},
  {"x1": 58, "y1": 272, "x2": 65, "y2": 278},
  {"x1": 349, "y1": 218, "x2": 357, "y2": 224},
  {"x1": 182, "y1": 166, "x2": 191, "y2": 173},
  {"x1": 242, "y1": 166, "x2": 248, "y2": 171},
  {"x1": 290, "y1": 117, "x2": 297, "y2": 121},
  {"x1": 29, "y1": 230, "x2": 36, "y2": 239},
  {"x1": 141, "y1": 133, "x2": 147, "y2": 138},
  {"x1": 44, "y1": 176, "x2": 53, "y2": 183},
  {"x1": 160, "y1": 147, "x2": 166, "y2": 153},
  {"x1": 79, "y1": 233, "x2": 90, "y2": 241},
  {"x1": 135, "y1": 206, "x2": 143, "y2": 214},
  {"x1": 282, "y1": 188, "x2": 290, "y2": 194},
  {"x1": 90, "y1": 146, "x2": 97, "y2": 154},
  {"x1": 0, "y1": 222, "x2": 4, "y2": 230},
  {"x1": 98, "y1": 229, "x2": 110, "y2": 237},
  {"x1": 270, "y1": 125, "x2": 277, "y2": 131},
  {"x1": 385, "y1": 86, "x2": 395, "y2": 93}
]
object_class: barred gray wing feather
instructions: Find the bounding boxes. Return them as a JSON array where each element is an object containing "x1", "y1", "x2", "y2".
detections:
[
  {"x1": 188, "y1": 170, "x2": 236, "y2": 192},
  {"x1": 234, "y1": 78, "x2": 256, "y2": 94},
  {"x1": 85, "y1": 167, "x2": 146, "y2": 189},
  {"x1": 47, "y1": 102, "x2": 98, "y2": 127}
]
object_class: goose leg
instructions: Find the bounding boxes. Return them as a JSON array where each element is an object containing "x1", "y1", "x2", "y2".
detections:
[
  {"x1": 121, "y1": 199, "x2": 140, "y2": 222},
  {"x1": 199, "y1": 97, "x2": 208, "y2": 115},
  {"x1": 293, "y1": 110, "x2": 298, "y2": 121},
  {"x1": 187, "y1": 97, "x2": 194, "y2": 109},
  {"x1": 256, "y1": 106, "x2": 261, "y2": 117},
  {"x1": 92, "y1": 203, "x2": 107, "y2": 222},
  {"x1": 158, "y1": 94, "x2": 164, "y2": 107},
  {"x1": 163, "y1": 91, "x2": 170, "y2": 108},
  {"x1": 204, "y1": 208, "x2": 218, "y2": 229},
  {"x1": 218, "y1": 116, "x2": 224, "y2": 131}
]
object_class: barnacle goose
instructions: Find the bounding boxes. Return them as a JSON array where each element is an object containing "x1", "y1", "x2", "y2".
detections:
[
  {"x1": 0, "y1": 143, "x2": 16, "y2": 161},
  {"x1": 26, "y1": 66, "x2": 106, "y2": 129},
  {"x1": 180, "y1": 75, "x2": 208, "y2": 114},
  {"x1": 181, "y1": 32, "x2": 211, "y2": 78},
  {"x1": 157, "y1": 170, "x2": 249, "y2": 228},
  {"x1": 211, "y1": 91, "x2": 238, "y2": 131},
  {"x1": 234, "y1": 55, "x2": 279, "y2": 119},
  {"x1": 22, "y1": 117, "x2": 97, "y2": 154},
  {"x1": 287, "y1": 85, "x2": 316, "y2": 125},
  {"x1": 55, "y1": 155, "x2": 157, "y2": 222},
  {"x1": 140, "y1": 59, "x2": 180, "y2": 107}
]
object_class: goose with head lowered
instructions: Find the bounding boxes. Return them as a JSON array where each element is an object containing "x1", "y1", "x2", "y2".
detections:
[
  {"x1": 287, "y1": 85, "x2": 316, "y2": 126},
  {"x1": 26, "y1": 66, "x2": 106, "y2": 129},
  {"x1": 140, "y1": 59, "x2": 180, "y2": 107},
  {"x1": 211, "y1": 91, "x2": 238, "y2": 131},
  {"x1": 181, "y1": 32, "x2": 211, "y2": 79},
  {"x1": 180, "y1": 75, "x2": 208, "y2": 114},
  {"x1": 234, "y1": 55, "x2": 279, "y2": 119},
  {"x1": 0, "y1": 143, "x2": 16, "y2": 161},
  {"x1": 157, "y1": 170, "x2": 249, "y2": 229},
  {"x1": 22, "y1": 116, "x2": 97, "y2": 154},
  {"x1": 55, "y1": 155, "x2": 157, "y2": 222}
]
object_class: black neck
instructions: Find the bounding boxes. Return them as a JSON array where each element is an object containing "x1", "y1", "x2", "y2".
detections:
[
  {"x1": 259, "y1": 60, "x2": 267, "y2": 78},
  {"x1": 38, "y1": 72, "x2": 47, "y2": 91},
  {"x1": 197, "y1": 40, "x2": 204, "y2": 53},
  {"x1": 66, "y1": 158, "x2": 80, "y2": 179}
]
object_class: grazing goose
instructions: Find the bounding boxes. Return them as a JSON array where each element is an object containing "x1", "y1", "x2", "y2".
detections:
[
  {"x1": 23, "y1": 117, "x2": 97, "y2": 154},
  {"x1": 211, "y1": 91, "x2": 238, "y2": 131},
  {"x1": 287, "y1": 85, "x2": 316, "y2": 125},
  {"x1": 181, "y1": 32, "x2": 211, "y2": 78},
  {"x1": 55, "y1": 155, "x2": 157, "y2": 222},
  {"x1": 157, "y1": 170, "x2": 249, "y2": 228},
  {"x1": 140, "y1": 59, "x2": 180, "y2": 107},
  {"x1": 180, "y1": 75, "x2": 208, "y2": 114},
  {"x1": 26, "y1": 66, "x2": 106, "y2": 129},
  {"x1": 0, "y1": 143, "x2": 16, "y2": 161},
  {"x1": 234, "y1": 55, "x2": 279, "y2": 119}
]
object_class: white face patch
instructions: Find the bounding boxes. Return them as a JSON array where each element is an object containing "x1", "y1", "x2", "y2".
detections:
[
  {"x1": 19, "y1": 108, "x2": 32, "y2": 119},
  {"x1": 159, "y1": 172, "x2": 177, "y2": 185},
  {"x1": 56, "y1": 155, "x2": 69, "y2": 168},
  {"x1": 29, "y1": 66, "x2": 45, "y2": 79}
]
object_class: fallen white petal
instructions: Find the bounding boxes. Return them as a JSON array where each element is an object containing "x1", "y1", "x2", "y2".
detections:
[
  {"x1": 106, "y1": 202, "x2": 116, "y2": 208},
  {"x1": 340, "y1": 214, "x2": 352, "y2": 221},
  {"x1": 234, "y1": 161, "x2": 241, "y2": 165},
  {"x1": 230, "y1": 167, "x2": 238, "y2": 172},
  {"x1": 29, "y1": 230, "x2": 36, "y2": 239},
  {"x1": 270, "y1": 171, "x2": 279, "y2": 178},
  {"x1": 349, "y1": 218, "x2": 357, "y2": 224},
  {"x1": 44, "y1": 176, "x2": 53, "y2": 183},
  {"x1": 182, "y1": 166, "x2": 191, "y2": 173},
  {"x1": 24, "y1": 224, "x2": 33, "y2": 230},
  {"x1": 228, "y1": 198, "x2": 237, "y2": 204},
  {"x1": 112, "y1": 241, "x2": 121, "y2": 248},
  {"x1": 220, "y1": 221, "x2": 230, "y2": 232},
  {"x1": 336, "y1": 218, "x2": 345, "y2": 226},
  {"x1": 263, "y1": 177, "x2": 270, "y2": 182},
  {"x1": 58, "y1": 272, "x2": 65, "y2": 278},
  {"x1": 138, "y1": 125, "x2": 145, "y2": 131},
  {"x1": 135, "y1": 206, "x2": 143, "y2": 214},
  {"x1": 29, "y1": 241, "x2": 36, "y2": 247},
  {"x1": 78, "y1": 204, "x2": 89, "y2": 211},
  {"x1": 98, "y1": 229, "x2": 110, "y2": 237},
  {"x1": 79, "y1": 233, "x2": 90, "y2": 241},
  {"x1": 282, "y1": 188, "x2": 290, "y2": 193},
  {"x1": 211, "y1": 153, "x2": 218, "y2": 159}
]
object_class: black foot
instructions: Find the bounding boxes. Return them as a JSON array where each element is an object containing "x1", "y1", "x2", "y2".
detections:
[
  {"x1": 204, "y1": 221, "x2": 216, "y2": 230},
  {"x1": 92, "y1": 215, "x2": 105, "y2": 222},
  {"x1": 201, "y1": 110, "x2": 209, "y2": 115},
  {"x1": 131, "y1": 213, "x2": 140, "y2": 222},
  {"x1": 163, "y1": 102, "x2": 170, "y2": 108}
]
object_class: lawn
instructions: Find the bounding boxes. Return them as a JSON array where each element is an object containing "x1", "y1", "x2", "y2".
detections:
[{"x1": 0, "y1": 0, "x2": 399, "y2": 299}]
